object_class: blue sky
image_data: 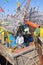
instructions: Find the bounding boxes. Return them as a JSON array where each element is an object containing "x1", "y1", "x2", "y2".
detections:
[{"x1": 0, "y1": 0, "x2": 43, "y2": 15}]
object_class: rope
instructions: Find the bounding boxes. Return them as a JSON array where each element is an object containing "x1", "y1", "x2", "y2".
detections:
[{"x1": 37, "y1": 44, "x2": 42, "y2": 49}]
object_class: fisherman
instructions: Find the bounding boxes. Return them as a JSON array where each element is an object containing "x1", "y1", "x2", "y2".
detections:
[
  {"x1": 34, "y1": 24, "x2": 43, "y2": 56},
  {"x1": 10, "y1": 33, "x2": 16, "y2": 48},
  {"x1": 16, "y1": 32, "x2": 24, "y2": 49},
  {"x1": 34, "y1": 26, "x2": 40, "y2": 46},
  {"x1": 40, "y1": 23, "x2": 43, "y2": 38},
  {"x1": 38, "y1": 23, "x2": 43, "y2": 46},
  {"x1": 24, "y1": 27, "x2": 33, "y2": 47},
  {"x1": 6, "y1": 31, "x2": 11, "y2": 47},
  {"x1": 6, "y1": 30, "x2": 17, "y2": 48},
  {"x1": 24, "y1": 31, "x2": 29, "y2": 47}
]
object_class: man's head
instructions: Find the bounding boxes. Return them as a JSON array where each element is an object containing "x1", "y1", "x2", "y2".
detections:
[
  {"x1": 18, "y1": 32, "x2": 22, "y2": 37},
  {"x1": 38, "y1": 26, "x2": 40, "y2": 28}
]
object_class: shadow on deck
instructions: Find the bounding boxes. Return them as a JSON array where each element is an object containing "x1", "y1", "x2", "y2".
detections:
[{"x1": 0, "y1": 55, "x2": 12, "y2": 65}]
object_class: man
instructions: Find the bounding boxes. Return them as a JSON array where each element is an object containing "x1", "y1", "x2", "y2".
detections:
[
  {"x1": 9, "y1": 33, "x2": 16, "y2": 48},
  {"x1": 34, "y1": 26, "x2": 40, "y2": 46},
  {"x1": 6, "y1": 31, "x2": 16, "y2": 48},
  {"x1": 16, "y1": 33, "x2": 24, "y2": 49},
  {"x1": 24, "y1": 27, "x2": 32, "y2": 47}
]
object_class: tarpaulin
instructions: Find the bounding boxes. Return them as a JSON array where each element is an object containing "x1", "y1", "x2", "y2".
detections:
[{"x1": 25, "y1": 20, "x2": 39, "y2": 28}]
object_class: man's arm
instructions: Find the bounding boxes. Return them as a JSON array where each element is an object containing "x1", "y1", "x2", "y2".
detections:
[{"x1": 16, "y1": 38, "x2": 18, "y2": 44}]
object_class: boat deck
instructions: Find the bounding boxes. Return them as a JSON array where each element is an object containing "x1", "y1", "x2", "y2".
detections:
[{"x1": 0, "y1": 44, "x2": 42, "y2": 65}]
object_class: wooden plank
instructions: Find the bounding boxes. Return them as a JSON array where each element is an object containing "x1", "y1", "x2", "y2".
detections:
[
  {"x1": 12, "y1": 45, "x2": 35, "y2": 57},
  {"x1": 38, "y1": 37, "x2": 43, "y2": 44}
]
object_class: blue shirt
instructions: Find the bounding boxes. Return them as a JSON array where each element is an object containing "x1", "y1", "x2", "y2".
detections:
[{"x1": 9, "y1": 34, "x2": 17, "y2": 47}]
